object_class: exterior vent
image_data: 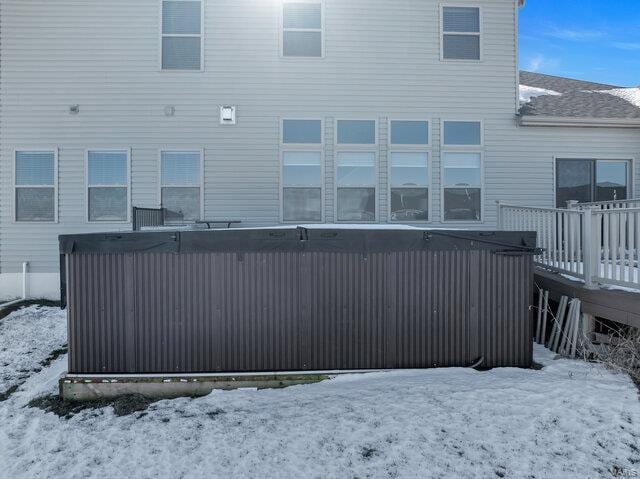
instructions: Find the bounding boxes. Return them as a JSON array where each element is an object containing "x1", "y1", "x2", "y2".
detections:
[{"x1": 220, "y1": 106, "x2": 236, "y2": 125}]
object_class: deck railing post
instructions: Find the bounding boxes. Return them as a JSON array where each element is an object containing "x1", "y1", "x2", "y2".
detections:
[
  {"x1": 582, "y1": 207, "x2": 597, "y2": 289},
  {"x1": 496, "y1": 200, "x2": 504, "y2": 230}
]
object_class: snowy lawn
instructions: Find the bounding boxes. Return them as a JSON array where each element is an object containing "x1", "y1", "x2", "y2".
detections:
[
  {"x1": 1, "y1": 306, "x2": 639, "y2": 478},
  {"x1": 0, "y1": 305, "x2": 67, "y2": 398}
]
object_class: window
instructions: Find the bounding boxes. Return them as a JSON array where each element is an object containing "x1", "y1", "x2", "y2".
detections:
[
  {"x1": 282, "y1": 1, "x2": 322, "y2": 57},
  {"x1": 161, "y1": 0, "x2": 203, "y2": 70},
  {"x1": 336, "y1": 120, "x2": 376, "y2": 222},
  {"x1": 389, "y1": 120, "x2": 430, "y2": 222},
  {"x1": 281, "y1": 119, "x2": 323, "y2": 222},
  {"x1": 87, "y1": 150, "x2": 129, "y2": 222},
  {"x1": 391, "y1": 120, "x2": 429, "y2": 146},
  {"x1": 442, "y1": 6, "x2": 480, "y2": 60},
  {"x1": 160, "y1": 151, "x2": 202, "y2": 221},
  {"x1": 336, "y1": 152, "x2": 376, "y2": 221},
  {"x1": 337, "y1": 120, "x2": 376, "y2": 145},
  {"x1": 442, "y1": 120, "x2": 482, "y2": 221},
  {"x1": 15, "y1": 151, "x2": 57, "y2": 222},
  {"x1": 556, "y1": 159, "x2": 630, "y2": 207},
  {"x1": 443, "y1": 120, "x2": 481, "y2": 145}
]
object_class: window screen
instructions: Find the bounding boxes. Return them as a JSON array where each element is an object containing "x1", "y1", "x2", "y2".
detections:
[
  {"x1": 282, "y1": 124, "x2": 322, "y2": 222},
  {"x1": 88, "y1": 151, "x2": 128, "y2": 221},
  {"x1": 337, "y1": 120, "x2": 376, "y2": 145},
  {"x1": 15, "y1": 151, "x2": 55, "y2": 222},
  {"x1": 390, "y1": 152, "x2": 428, "y2": 222},
  {"x1": 161, "y1": 151, "x2": 201, "y2": 221},
  {"x1": 283, "y1": 2, "x2": 322, "y2": 57},
  {"x1": 162, "y1": 0, "x2": 202, "y2": 70},
  {"x1": 442, "y1": 6, "x2": 480, "y2": 60},
  {"x1": 443, "y1": 152, "x2": 481, "y2": 221}
]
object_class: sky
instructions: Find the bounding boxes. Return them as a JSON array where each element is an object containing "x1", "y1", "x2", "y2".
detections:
[{"x1": 519, "y1": 0, "x2": 640, "y2": 87}]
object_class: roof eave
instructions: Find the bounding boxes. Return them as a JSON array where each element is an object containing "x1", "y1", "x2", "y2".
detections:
[{"x1": 518, "y1": 115, "x2": 640, "y2": 128}]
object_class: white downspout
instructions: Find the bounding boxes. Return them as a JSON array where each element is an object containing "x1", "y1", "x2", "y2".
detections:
[{"x1": 0, "y1": 262, "x2": 29, "y2": 309}]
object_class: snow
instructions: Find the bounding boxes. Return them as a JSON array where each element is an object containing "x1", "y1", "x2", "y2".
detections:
[
  {"x1": 600, "y1": 87, "x2": 640, "y2": 108},
  {"x1": 519, "y1": 84, "x2": 561, "y2": 104},
  {"x1": 2, "y1": 307, "x2": 640, "y2": 478},
  {"x1": 0, "y1": 305, "x2": 67, "y2": 395},
  {"x1": 540, "y1": 259, "x2": 640, "y2": 293}
]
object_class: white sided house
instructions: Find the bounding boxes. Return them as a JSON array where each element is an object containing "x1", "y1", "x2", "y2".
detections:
[{"x1": 1, "y1": 0, "x2": 639, "y2": 300}]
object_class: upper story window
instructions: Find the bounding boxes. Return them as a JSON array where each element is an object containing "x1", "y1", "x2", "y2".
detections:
[
  {"x1": 14, "y1": 151, "x2": 57, "y2": 222},
  {"x1": 161, "y1": 0, "x2": 203, "y2": 70},
  {"x1": 87, "y1": 150, "x2": 130, "y2": 222},
  {"x1": 282, "y1": 1, "x2": 323, "y2": 57},
  {"x1": 160, "y1": 151, "x2": 202, "y2": 221},
  {"x1": 442, "y1": 120, "x2": 483, "y2": 222},
  {"x1": 441, "y1": 6, "x2": 481, "y2": 61},
  {"x1": 389, "y1": 121, "x2": 430, "y2": 222},
  {"x1": 281, "y1": 119, "x2": 323, "y2": 222}
]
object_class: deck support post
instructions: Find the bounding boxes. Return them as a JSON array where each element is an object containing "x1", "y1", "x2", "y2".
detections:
[{"x1": 582, "y1": 207, "x2": 597, "y2": 290}]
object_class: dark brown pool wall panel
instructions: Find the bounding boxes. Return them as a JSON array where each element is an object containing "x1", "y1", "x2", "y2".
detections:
[{"x1": 60, "y1": 228, "x2": 536, "y2": 374}]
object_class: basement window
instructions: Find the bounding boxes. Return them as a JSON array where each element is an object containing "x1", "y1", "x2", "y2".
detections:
[
  {"x1": 161, "y1": 0, "x2": 203, "y2": 70},
  {"x1": 15, "y1": 151, "x2": 57, "y2": 222},
  {"x1": 442, "y1": 6, "x2": 481, "y2": 61}
]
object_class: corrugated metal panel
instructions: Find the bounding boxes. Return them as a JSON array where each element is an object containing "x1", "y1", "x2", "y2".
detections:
[{"x1": 66, "y1": 245, "x2": 533, "y2": 374}]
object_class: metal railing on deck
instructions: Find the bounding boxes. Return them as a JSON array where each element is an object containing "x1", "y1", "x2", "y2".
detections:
[{"x1": 497, "y1": 200, "x2": 640, "y2": 290}]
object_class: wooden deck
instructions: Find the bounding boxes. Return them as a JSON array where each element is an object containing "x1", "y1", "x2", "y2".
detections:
[{"x1": 534, "y1": 268, "x2": 640, "y2": 329}]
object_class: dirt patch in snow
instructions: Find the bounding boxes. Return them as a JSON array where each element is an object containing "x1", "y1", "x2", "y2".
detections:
[
  {"x1": 0, "y1": 305, "x2": 67, "y2": 400},
  {"x1": 28, "y1": 394, "x2": 160, "y2": 419},
  {"x1": 0, "y1": 300, "x2": 60, "y2": 320}
]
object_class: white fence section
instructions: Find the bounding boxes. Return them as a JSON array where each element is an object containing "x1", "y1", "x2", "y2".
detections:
[
  {"x1": 573, "y1": 198, "x2": 640, "y2": 211},
  {"x1": 498, "y1": 201, "x2": 640, "y2": 291}
]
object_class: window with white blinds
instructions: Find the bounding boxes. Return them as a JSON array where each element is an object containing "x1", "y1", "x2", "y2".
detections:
[
  {"x1": 282, "y1": 1, "x2": 323, "y2": 57},
  {"x1": 87, "y1": 151, "x2": 129, "y2": 222},
  {"x1": 389, "y1": 121, "x2": 430, "y2": 222},
  {"x1": 15, "y1": 151, "x2": 56, "y2": 222},
  {"x1": 162, "y1": 0, "x2": 203, "y2": 70},
  {"x1": 161, "y1": 151, "x2": 202, "y2": 221},
  {"x1": 281, "y1": 119, "x2": 323, "y2": 222},
  {"x1": 442, "y1": 120, "x2": 483, "y2": 221},
  {"x1": 442, "y1": 6, "x2": 481, "y2": 60}
]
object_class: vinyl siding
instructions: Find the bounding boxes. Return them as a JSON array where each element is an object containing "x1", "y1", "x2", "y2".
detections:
[{"x1": 1, "y1": 0, "x2": 639, "y2": 276}]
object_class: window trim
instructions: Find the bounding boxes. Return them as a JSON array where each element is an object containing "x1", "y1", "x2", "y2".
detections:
[
  {"x1": 440, "y1": 4, "x2": 483, "y2": 62},
  {"x1": 13, "y1": 148, "x2": 59, "y2": 224},
  {"x1": 440, "y1": 119, "x2": 484, "y2": 223},
  {"x1": 85, "y1": 148, "x2": 132, "y2": 224},
  {"x1": 553, "y1": 156, "x2": 635, "y2": 208},
  {"x1": 280, "y1": 0, "x2": 325, "y2": 59},
  {"x1": 388, "y1": 119, "x2": 432, "y2": 224},
  {"x1": 279, "y1": 118, "x2": 325, "y2": 223},
  {"x1": 158, "y1": 149, "x2": 205, "y2": 221},
  {"x1": 159, "y1": 0, "x2": 205, "y2": 72}
]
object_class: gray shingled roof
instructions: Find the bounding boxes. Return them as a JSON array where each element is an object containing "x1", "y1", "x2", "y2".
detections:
[{"x1": 519, "y1": 71, "x2": 640, "y2": 119}]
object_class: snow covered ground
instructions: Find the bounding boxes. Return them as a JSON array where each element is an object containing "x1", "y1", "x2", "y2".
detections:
[
  {"x1": 1, "y1": 305, "x2": 639, "y2": 478},
  {"x1": 0, "y1": 305, "x2": 67, "y2": 396}
]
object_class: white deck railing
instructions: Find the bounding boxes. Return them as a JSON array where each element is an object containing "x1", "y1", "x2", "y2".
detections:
[{"x1": 498, "y1": 201, "x2": 640, "y2": 290}]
